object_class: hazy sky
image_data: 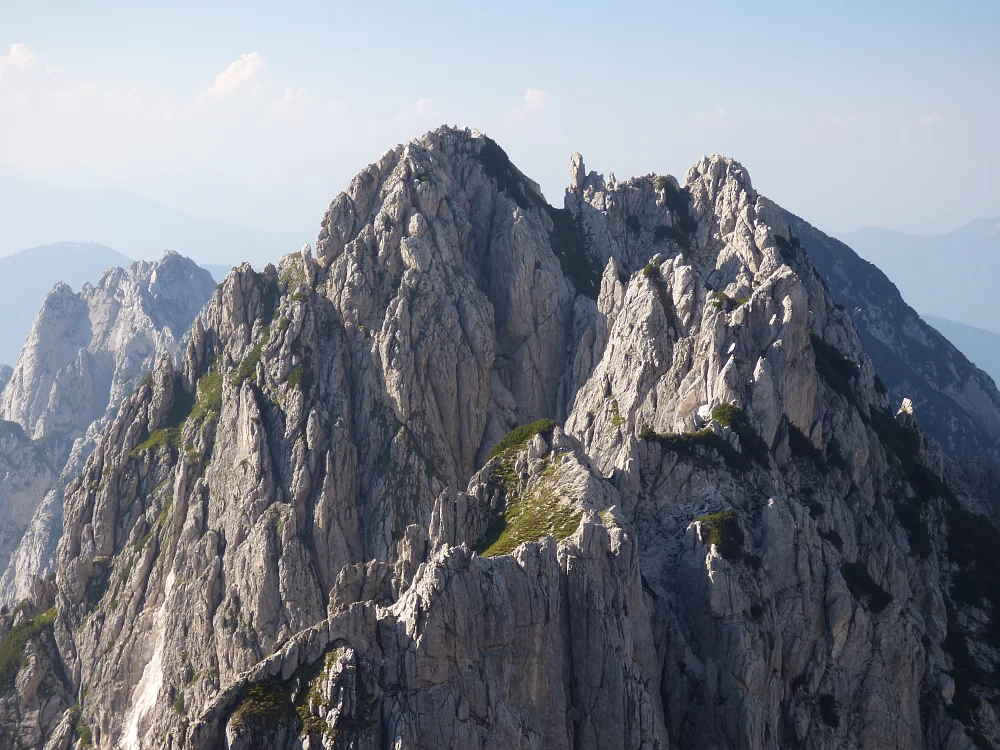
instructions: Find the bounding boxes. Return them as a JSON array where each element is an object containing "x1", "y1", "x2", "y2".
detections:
[{"x1": 2, "y1": 0, "x2": 998, "y2": 236}]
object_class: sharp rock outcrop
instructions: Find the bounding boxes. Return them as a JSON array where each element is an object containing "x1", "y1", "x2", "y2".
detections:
[
  {"x1": 0, "y1": 252, "x2": 216, "y2": 606},
  {"x1": 2, "y1": 127, "x2": 999, "y2": 750}
]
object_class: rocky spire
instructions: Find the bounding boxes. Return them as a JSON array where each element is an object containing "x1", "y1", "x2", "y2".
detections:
[
  {"x1": 0, "y1": 251, "x2": 216, "y2": 606},
  {"x1": 2, "y1": 127, "x2": 998, "y2": 749}
]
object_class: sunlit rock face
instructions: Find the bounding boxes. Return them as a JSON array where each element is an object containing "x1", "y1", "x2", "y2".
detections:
[
  {"x1": 0, "y1": 252, "x2": 215, "y2": 606},
  {"x1": 2, "y1": 127, "x2": 998, "y2": 750}
]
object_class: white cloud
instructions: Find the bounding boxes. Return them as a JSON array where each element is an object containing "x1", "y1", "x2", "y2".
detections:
[
  {"x1": 103, "y1": 86, "x2": 171, "y2": 116},
  {"x1": 0, "y1": 43, "x2": 39, "y2": 81},
  {"x1": 818, "y1": 111, "x2": 860, "y2": 126},
  {"x1": 919, "y1": 112, "x2": 944, "y2": 125},
  {"x1": 393, "y1": 97, "x2": 435, "y2": 122},
  {"x1": 505, "y1": 88, "x2": 548, "y2": 120},
  {"x1": 202, "y1": 52, "x2": 266, "y2": 97},
  {"x1": 696, "y1": 107, "x2": 728, "y2": 122},
  {"x1": 272, "y1": 87, "x2": 320, "y2": 115}
]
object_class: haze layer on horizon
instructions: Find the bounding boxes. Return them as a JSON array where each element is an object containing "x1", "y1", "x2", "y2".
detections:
[{"x1": 2, "y1": 0, "x2": 997, "y2": 237}]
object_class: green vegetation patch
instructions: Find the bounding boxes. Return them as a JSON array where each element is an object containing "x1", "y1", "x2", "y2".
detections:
[
  {"x1": 711, "y1": 290, "x2": 735, "y2": 309},
  {"x1": 279, "y1": 263, "x2": 307, "y2": 291},
  {"x1": 488, "y1": 418, "x2": 556, "y2": 461},
  {"x1": 130, "y1": 427, "x2": 180, "y2": 456},
  {"x1": 639, "y1": 427, "x2": 752, "y2": 474},
  {"x1": 841, "y1": 561, "x2": 892, "y2": 614},
  {"x1": 189, "y1": 371, "x2": 223, "y2": 423},
  {"x1": 231, "y1": 681, "x2": 293, "y2": 733},
  {"x1": 74, "y1": 714, "x2": 93, "y2": 747},
  {"x1": 287, "y1": 366, "x2": 314, "y2": 395},
  {"x1": 710, "y1": 404, "x2": 770, "y2": 467},
  {"x1": 233, "y1": 325, "x2": 270, "y2": 389},
  {"x1": 696, "y1": 511, "x2": 744, "y2": 560},
  {"x1": 0, "y1": 607, "x2": 56, "y2": 692},
  {"x1": 129, "y1": 373, "x2": 201, "y2": 457},
  {"x1": 229, "y1": 647, "x2": 375, "y2": 745},
  {"x1": 610, "y1": 399, "x2": 623, "y2": 428},
  {"x1": 476, "y1": 490, "x2": 582, "y2": 558},
  {"x1": 641, "y1": 259, "x2": 674, "y2": 316}
]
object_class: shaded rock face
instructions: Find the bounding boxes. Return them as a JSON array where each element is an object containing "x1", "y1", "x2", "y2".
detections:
[
  {"x1": 785, "y1": 211, "x2": 1000, "y2": 463},
  {"x1": 0, "y1": 424, "x2": 56, "y2": 590},
  {"x1": 0, "y1": 365, "x2": 12, "y2": 395},
  {"x1": 0, "y1": 578, "x2": 74, "y2": 750},
  {"x1": 5, "y1": 127, "x2": 1000, "y2": 750},
  {"x1": 0, "y1": 252, "x2": 215, "y2": 606}
]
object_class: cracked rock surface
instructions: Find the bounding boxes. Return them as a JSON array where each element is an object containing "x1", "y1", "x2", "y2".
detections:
[
  {"x1": 2, "y1": 127, "x2": 1000, "y2": 750},
  {"x1": 0, "y1": 252, "x2": 215, "y2": 606}
]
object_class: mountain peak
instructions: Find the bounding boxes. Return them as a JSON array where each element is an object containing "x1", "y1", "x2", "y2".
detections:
[{"x1": 2, "y1": 130, "x2": 999, "y2": 750}]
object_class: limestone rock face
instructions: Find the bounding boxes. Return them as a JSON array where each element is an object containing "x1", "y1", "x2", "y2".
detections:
[
  {"x1": 0, "y1": 424, "x2": 56, "y2": 592},
  {"x1": 0, "y1": 252, "x2": 215, "y2": 605},
  {"x1": 0, "y1": 365, "x2": 12, "y2": 395},
  {"x1": 0, "y1": 579, "x2": 74, "y2": 750},
  {"x1": 4, "y1": 127, "x2": 1000, "y2": 750}
]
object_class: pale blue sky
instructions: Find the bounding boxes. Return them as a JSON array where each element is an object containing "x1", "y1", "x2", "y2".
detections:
[{"x1": 2, "y1": 0, "x2": 997, "y2": 236}]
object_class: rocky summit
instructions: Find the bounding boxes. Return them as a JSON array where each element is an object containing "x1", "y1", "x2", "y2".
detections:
[
  {"x1": 1, "y1": 126, "x2": 999, "y2": 750},
  {"x1": 0, "y1": 252, "x2": 216, "y2": 608}
]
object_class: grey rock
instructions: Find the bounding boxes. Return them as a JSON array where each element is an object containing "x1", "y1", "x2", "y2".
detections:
[
  {"x1": 0, "y1": 252, "x2": 215, "y2": 605},
  {"x1": 4, "y1": 127, "x2": 1000, "y2": 750}
]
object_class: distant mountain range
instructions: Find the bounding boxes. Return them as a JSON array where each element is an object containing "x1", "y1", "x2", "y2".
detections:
[
  {"x1": 841, "y1": 218, "x2": 1000, "y2": 335},
  {"x1": 0, "y1": 174, "x2": 305, "y2": 267},
  {"x1": 0, "y1": 242, "x2": 132, "y2": 366},
  {"x1": 924, "y1": 315, "x2": 1000, "y2": 388},
  {"x1": 0, "y1": 243, "x2": 236, "y2": 368},
  {"x1": 0, "y1": 163, "x2": 332, "y2": 237}
]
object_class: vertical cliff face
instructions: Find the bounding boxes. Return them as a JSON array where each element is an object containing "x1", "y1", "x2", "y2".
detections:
[
  {"x1": 0, "y1": 425, "x2": 56, "y2": 584},
  {"x1": 0, "y1": 252, "x2": 216, "y2": 606},
  {"x1": 3, "y1": 127, "x2": 999, "y2": 750}
]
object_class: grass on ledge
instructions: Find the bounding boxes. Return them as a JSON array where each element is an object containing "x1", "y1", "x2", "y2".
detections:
[
  {"x1": 0, "y1": 607, "x2": 57, "y2": 693},
  {"x1": 488, "y1": 418, "x2": 556, "y2": 461},
  {"x1": 476, "y1": 490, "x2": 582, "y2": 558},
  {"x1": 639, "y1": 426, "x2": 752, "y2": 473},
  {"x1": 696, "y1": 511, "x2": 744, "y2": 560}
]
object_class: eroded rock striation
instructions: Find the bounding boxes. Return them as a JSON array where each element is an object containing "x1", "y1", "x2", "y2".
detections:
[
  {"x1": 0, "y1": 252, "x2": 215, "y2": 606},
  {"x1": 3, "y1": 127, "x2": 1000, "y2": 750}
]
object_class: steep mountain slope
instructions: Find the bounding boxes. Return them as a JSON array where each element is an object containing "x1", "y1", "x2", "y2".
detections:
[
  {"x1": 0, "y1": 252, "x2": 216, "y2": 605},
  {"x1": 3, "y1": 127, "x2": 1000, "y2": 750},
  {"x1": 842, "y1": 218, "x2": 1000, "y2": 334},
  {"x1": 0, "y1": 365, "x2": 11, "y2": 395},
  {"x1": 0, "y1": 243, "x2": 132, "y2": 366},
  {"x1": 784, "y1": 211, "x2": 1000, "y2": 462},
  {"x1": 924, "y1": 315, "x2": 1000, "y2": 388}
]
